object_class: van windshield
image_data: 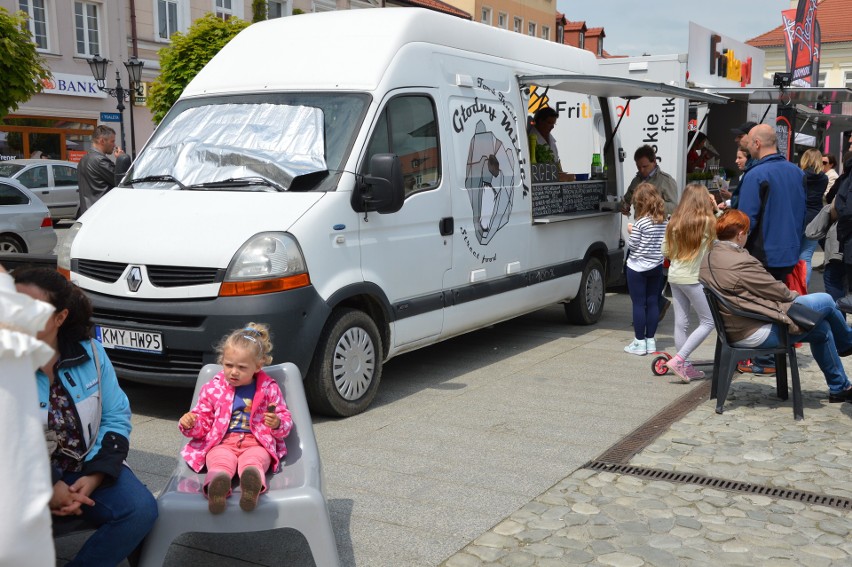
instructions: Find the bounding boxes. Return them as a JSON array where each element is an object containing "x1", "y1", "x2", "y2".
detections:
[{"x1": 125, "y1": 93, "x2": 370, "y2": 191}]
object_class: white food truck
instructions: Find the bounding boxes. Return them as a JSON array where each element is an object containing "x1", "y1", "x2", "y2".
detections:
[{"x1": 59, "y1": 9, "x2": 723, "y2": 416}]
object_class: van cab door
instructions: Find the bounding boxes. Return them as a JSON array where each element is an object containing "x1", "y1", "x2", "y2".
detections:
[{"x1": 358, "y1": 91, "x2": 452, "y2": 347}]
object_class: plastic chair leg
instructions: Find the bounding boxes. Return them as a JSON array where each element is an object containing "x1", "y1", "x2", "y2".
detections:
[
  {"x1": 789, "y1": 349, "x2": 804, "y2": 420},
  {"x1": 710, "y1": 338, "x2": 722, "y2": 400},
  {"x1": 774, "y1": 352, "x2": 789, "y2": 400},
  {"x1": 715, "y1": 350, "x2": 735, "y2": 414}
]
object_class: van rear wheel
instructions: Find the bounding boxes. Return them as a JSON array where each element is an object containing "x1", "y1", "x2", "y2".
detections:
[
  {"x1": 564, "y1": 257, "x2": 605, "y2": 325},
  {"x1": 305, "y1": 308, "x2": 383, "y2": 417}
]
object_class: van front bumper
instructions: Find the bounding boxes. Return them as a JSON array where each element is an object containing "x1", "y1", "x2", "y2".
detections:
[{"x1": 86, "y1": 286, "x2": 330, "y2": 387}]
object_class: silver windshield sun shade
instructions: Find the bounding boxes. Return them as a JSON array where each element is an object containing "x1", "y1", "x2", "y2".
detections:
[{"x1": 132, "y1": 103, "x2": 327, "y2": 189}]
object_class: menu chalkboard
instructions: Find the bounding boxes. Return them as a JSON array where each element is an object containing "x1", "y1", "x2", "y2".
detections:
[{"x1": 532, "y1": 181, "x2": 607, "y2": 218}]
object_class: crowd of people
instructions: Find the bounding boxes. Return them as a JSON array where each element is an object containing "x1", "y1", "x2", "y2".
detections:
[{"x1": 619, "y1": 127, "x2": 852, "y2": 402}]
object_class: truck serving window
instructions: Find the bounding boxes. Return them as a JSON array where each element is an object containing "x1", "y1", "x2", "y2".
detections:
[{"x1": 126, "y1": 93, "x2": 369, "y2": 192}]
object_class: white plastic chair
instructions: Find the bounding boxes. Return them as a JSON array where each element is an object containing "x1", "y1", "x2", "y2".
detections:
[{"x1": 138, "y1": 363, "x2": 340, "y2": 567}]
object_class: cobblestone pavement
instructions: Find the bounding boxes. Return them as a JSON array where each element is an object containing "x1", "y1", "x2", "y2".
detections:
[{"x1": 443, "y1": 350, "x2": 852, "y2": 567}]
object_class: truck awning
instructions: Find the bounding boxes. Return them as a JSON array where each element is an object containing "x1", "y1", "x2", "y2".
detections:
[
  {"x1": 518, "y1": 74, "x2": 728, "y2": 104},
  {"x1": 706, "y1": 87, "x2": 852, "y2": 105}
]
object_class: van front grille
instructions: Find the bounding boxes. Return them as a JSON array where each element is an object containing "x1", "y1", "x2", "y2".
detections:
[
  {"x1": 76, "y1": 259, "x2": 126, "y2": 283},
  {"x1": 107, "y1": 348, "x2": 205, "y2": 377},
  {"x1": 93, "y1": 307, "x2": 206, "y2": 328},
  {"x1": 75, "y1": 259, "x2": 223, "y2": 288}
]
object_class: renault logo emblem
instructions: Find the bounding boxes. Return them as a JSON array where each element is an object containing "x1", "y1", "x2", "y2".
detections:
[{"x1": 126, "y1": 266, "x2": 143, "y2": 292}]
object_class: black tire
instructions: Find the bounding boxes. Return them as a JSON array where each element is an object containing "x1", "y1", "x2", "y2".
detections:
[
  {"x1": 652, "y1": 354, "x2": 671, "y2": 376},
  {"x1": 564, "y1": 257, "x2": 605, "y2": 325},
  {"x1": 305, "y1": 308, "x2": 383, "y2": 417},
  {"x1": 0, "y1": 235, "x2": 25, "y2": 254}
]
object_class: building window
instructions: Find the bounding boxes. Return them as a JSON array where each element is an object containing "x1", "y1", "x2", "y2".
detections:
[
  {"x1": 157, "y1": 0, "x2": 180, "y2": 39},
  {"x1": 578, "y1": 32, "x2": 585, "y2": 50},
  {"x1": 480, "y1": 7, "x2": 491, "y2": 25},
  {"x1": 557, "y1": 25, "x2": 563, "y2": 44},
  {"x1": 597, "y1": 41, "x2": 603, "y2": 57},
  {"x1": 19, "y1": 0, "x2": 49, "y2": 50},
  {"x1": 497, "y1": 12, "x2": 507, "y2": 29},
  {"x1": 215, "y1": 0, "x2": 233, "y2": 20},
  {"x1": 541, "y1": 26, "x2": 549, "y2": 41},
  {"x1": 817, "y1": 71, "x2": 827, "y2": 87},
  {"x1": 268, "y1": 1, "x2": 285, "y2": 18},
  {"x1": 513, "y1": 17, "x2": 522, "y2": 34},
  {"x1": 528, "y1": 22, "x2": 536, "y2": 37},
  {"x1": 845, "y1": 72, "x2": 852, "y2": 89},
  {"x1": 74, "y1": 2, "x2": 100, "y2": 57}
]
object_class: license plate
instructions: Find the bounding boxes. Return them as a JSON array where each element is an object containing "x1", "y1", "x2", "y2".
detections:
[{"x1": 96, "y1": 325, "x2": 163, "y2": 354}]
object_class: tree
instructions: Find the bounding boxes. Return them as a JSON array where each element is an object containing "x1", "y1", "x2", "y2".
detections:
[
  {"x1": 252, "y1": 0, "x2": 267, "y2": 22},
  {"x1": 147, "y1": 14, "x2": 250, "y2": 124},
  {"x1": 0, "y1": 7, "x2": 51, "y2": 120}
]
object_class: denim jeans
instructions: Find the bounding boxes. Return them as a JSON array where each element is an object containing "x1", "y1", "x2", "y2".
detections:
[
  {"x1": 757, "y1": 293, "x2": 852, "y2": 395},
  {"x1": 798, "y1": 237, "x2": 820, "y2": 286},
  {"x1": 61, "y1": 466, "x2": 158, "y2": 567},
  {"x1": 823, "y1": 261, "x2": 846, "y2": 301},
  {"x1": 626, "y1": 264, "x2": 663, "y2": 340}
]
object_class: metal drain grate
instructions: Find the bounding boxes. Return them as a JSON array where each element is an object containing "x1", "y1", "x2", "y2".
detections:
[
  {"x1": 595, "y1": 380, "x2": 712, "y2": 464},
  {"x1": 583, "y1": 461, "x2": 852, "y2": 511}
]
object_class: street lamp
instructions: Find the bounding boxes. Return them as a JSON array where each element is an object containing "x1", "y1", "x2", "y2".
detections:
[{"x1": 87, "y1": 55, "x2": 145, "y2": 158}]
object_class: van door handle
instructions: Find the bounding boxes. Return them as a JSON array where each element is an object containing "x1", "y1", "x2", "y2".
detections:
[{"x1": 439, "y1": 217, "x2": 454, "y2": 236}]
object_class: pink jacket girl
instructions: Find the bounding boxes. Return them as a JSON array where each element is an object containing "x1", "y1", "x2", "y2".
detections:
[{"x1": 180, "y1": 369, "x2": 292, "y2": 473}]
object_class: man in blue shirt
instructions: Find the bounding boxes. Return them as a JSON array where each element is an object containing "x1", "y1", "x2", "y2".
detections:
[{"x1": 736, "y1": 123, "x2": 806, "y2": 375}]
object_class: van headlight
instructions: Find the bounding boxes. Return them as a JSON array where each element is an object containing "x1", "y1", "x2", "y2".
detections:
[
  {"x1": 220, "y1": 232, "x2": 310, "y2": 296},
  {"x1": 57, "y1": 222, "x2": 82, "y2": 278}
]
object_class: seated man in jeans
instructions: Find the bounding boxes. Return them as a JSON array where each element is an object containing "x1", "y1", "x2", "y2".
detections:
[{"x1": 700, "y1": 209, "x2": 852, "y2": 403}]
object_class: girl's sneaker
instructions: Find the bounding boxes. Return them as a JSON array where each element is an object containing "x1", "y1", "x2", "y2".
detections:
[
  {"x1": 646, "y1": 338, "x2": 657, "y2": 353},
  {"x1": 683, "y1": 361, "x2": 705, "y2": 381},
  {"x1": 624, "y1": 338, "x2": 647, "y2": 355},
  {"x1": 665, "y1": 356, "x2": 690, "y2": 383}
]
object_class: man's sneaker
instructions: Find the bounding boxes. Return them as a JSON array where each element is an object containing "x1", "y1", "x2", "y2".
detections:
[
  {"x1": 624, "y1": 338, "x2": 647, "y2": 355},
  {"x1": 740, "y1": 363, "x2": 776, "y2": 376},
  {"x1": 737, "y1": 361, "x2": 754, "y2": 373},
  {"x1": 683, "y1": 361, "x2": 705, "y2": 381},
  {"x1": 665, "y1": 356, "x2": 690, "y2": 383},
  {"x1": 646, "y1": 337, "x2": 657, "y2": 353},
  {"x1": 658, "y1": 297, "x2": 671, "y2": 322}
]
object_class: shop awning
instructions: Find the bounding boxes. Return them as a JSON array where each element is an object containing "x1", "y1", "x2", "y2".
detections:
[
  {"x1": 518, "y1": 74, "x2": 729, "y2": 104},
  {"x1": 704, "y1": 87, "x2": 852, "y2": 105}
]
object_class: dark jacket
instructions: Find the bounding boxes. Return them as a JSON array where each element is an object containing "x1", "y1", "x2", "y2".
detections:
[
  {"x1": 78, "y1": 149, "x2": 116, "y2": 214},
  {"x1": 803, "y1": 171, "x2": 828, "y2": 227},
  {"x1": 833, "y1": 157, "x2": 852, "y2": 264},
  {"x1": 699, "y1": 240, "x2": 800, "y2": 343},
  {"x1": 737, "y1": 153, "x2": 806, "y2": 268}
]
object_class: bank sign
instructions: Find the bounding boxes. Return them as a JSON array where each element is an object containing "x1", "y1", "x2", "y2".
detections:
[{"x1": 41, "y1": 73, "x2": 107, "y2": 98}]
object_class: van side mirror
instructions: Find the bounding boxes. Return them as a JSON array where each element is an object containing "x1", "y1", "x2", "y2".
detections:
[
  {"x1": 115, "y1": 154, "x2": 131, "y2": 186},
  {"x1": 352, "y1": 153, "x2": 404, "y2": 214}
]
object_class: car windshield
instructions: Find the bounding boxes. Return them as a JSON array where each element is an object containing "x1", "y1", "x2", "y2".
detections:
[
  {"x1": 0, "y1": 164, "x2": 25, "y2": 177},
  {"x1": 126, "y1": 93, "x2": 370, "y2": 192}
]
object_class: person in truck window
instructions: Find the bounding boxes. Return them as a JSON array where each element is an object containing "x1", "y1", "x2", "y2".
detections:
[
  {"x1": 528, "y1": 106, "x2": 574, "y2": 182},
  {"x1": 13, "y1": 267, "x2": 157, "y2": 567}
]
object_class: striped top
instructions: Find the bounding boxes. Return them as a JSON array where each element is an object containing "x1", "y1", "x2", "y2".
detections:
[{"x1": 627, "y1": 216, "x2": 667, "y2": 272}]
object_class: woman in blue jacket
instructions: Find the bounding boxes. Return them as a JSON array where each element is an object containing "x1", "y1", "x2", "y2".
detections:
[{"x1": 14, "y1": 267, "x2": 157, "y2": 567}]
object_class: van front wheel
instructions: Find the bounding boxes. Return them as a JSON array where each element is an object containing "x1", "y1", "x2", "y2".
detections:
[
  {"x1": 306, "y1": 308, "x2": 383, "y2": 417},
  {"x1": 564, "y1": 257, "x2": 605, "y2": 325}
]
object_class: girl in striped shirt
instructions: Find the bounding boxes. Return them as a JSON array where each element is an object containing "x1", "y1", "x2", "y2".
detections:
[{"x1": 625, "y1": 183, "x2": 668, "y2": 355}]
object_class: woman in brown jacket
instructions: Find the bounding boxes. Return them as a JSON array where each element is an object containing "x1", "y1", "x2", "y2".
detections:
[{"x1": 700, "y1": 209, "x2": 852, "y2": 403}]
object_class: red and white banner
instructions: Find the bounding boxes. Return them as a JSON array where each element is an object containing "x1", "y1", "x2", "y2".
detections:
[{"x1": 782, "y1": 0, "x2": 821, "y2": 87}]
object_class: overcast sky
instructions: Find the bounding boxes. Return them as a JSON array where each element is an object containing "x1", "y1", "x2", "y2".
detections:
[{"x1": 557, "y1": 0, "x2": 793, "y2": 56}]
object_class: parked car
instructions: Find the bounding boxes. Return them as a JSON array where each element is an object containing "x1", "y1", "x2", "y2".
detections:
[
  {"x1": 0, "y1": 159, "x2": 79, "y2": 222},
  {"x1": 0, "y1": 177, "x2": 57, "y2": 254}
]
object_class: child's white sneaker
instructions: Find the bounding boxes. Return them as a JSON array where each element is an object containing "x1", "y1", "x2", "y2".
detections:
[
  {"x1": 624, "y1": 338, "x2": 647, "y2": 355},
  {"x1": 646, "y1": 338, "x2": 657, "y2": 353}
]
